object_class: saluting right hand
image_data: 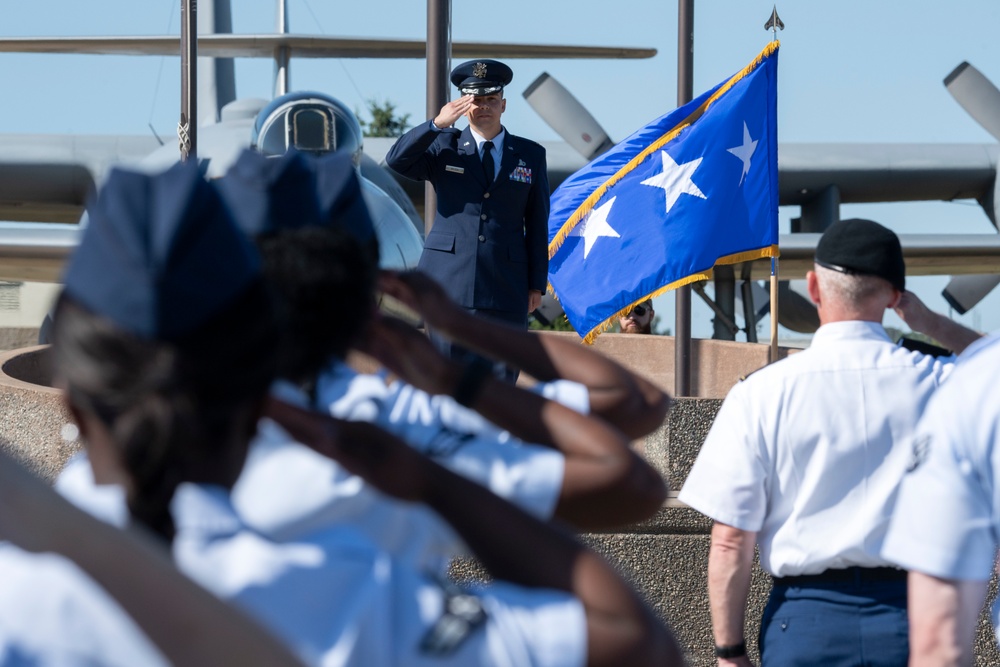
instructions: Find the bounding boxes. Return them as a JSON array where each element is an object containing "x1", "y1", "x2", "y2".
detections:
[
  {"x1": 433, "y1": 95, "x2": 474, "y2": 128},
  {"x1": 378, "y1": 270, "x2": 462, "y2": 331}
]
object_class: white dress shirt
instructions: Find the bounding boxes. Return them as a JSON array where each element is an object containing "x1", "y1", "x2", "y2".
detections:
[
  {"x1": 174, "y1": 483, "x2": 586, "y2": 667},
  {"x1": 883, "y1": 332, "x2": 1000, "y2": 635},
  {"x1": 0, "y1": 543, "x2": 167, "y2": 666},
  {"x1": 679, "y1": 320, "x2": 955, "y2": 576}
]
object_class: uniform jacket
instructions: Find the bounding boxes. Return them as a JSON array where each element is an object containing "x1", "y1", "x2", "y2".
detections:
[{"x1": 386, "y1": 121, "x2": 549, "y2": 314}]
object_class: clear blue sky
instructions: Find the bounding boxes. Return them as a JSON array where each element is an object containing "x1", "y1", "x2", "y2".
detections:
[{"x1": 3, "y1": 0, "x2": 1000, "y2": 340}]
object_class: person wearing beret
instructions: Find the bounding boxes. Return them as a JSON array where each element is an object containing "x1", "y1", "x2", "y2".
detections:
[
  {"x1": 386, "y1": 59, "x2": 549, "y2": 381},
  {"x1": 677, "y1": 219, "x2": 982, "y2": 666}
]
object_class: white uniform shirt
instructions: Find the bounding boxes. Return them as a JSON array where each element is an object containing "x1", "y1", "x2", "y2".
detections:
[
  {"x1": 234, "y1": 371, "x2": 576, "y2": 565},
  {"x1": 313, "y1": 361, "x2": 582, "y2": 516},
  {"x1": 174, "y1": 483, "x2": 587, "y2": 667},
  {"x1": 0, "y1": 543, "x2": 167, "y2": 666},
  {"x1": 55, "y1": 463, "x2": 588, "y2": 665},
  {"x1": 882, "y1": 333, "x2": 1000, "y2": 585},
  {"x1": 233, "y1": 416, "x2": 463, "y2": 573},
  {"x1": 678, "y1": 321, "x2": 955, "y2": 576}
]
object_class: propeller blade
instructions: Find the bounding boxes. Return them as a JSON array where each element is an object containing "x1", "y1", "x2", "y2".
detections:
[
  {"x1": 941, "y1": 273, "x2": 1000, "y2": 315},
  {"x1": 523, "y1": 72, "x2": 614, "y2": 161},
  {"x1": 944, "y1": 62, "x2": 1000, "y2": 143}
]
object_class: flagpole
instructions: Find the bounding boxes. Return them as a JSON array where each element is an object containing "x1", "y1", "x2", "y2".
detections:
[
  {"x1": 425, "y1": 0, "x2": 450, "y2": 236},
  {"x1": 674, "y1": 0, "x2": 694, "y2": 397},
  {"x1": 770, "y1": 257, "x2": 779, "y2": 363}
]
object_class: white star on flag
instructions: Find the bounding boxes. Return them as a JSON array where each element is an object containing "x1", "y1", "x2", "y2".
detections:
[
  {"x1": 640, "y1": 151, "x2": 706, "y2": 214},
  {"x1": 726, "y1": 122, "x2": 758, "y2": 185},
  {"x1": 571, "y1": 196, "x2": 620, "y2": 259}
]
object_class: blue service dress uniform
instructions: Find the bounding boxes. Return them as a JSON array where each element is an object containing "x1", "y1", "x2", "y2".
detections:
[{"x1": 386, "y1": 120, "x2": 549, "y2": 325}]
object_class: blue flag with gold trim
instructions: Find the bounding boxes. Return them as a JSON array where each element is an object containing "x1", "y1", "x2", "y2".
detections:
[{"x1": 547, "y1": 43, "x2": 779, "y2": 342}]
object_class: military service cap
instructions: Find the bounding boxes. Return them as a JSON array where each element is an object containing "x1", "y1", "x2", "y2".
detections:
[{"x1": 450, "y1": 59, "x2": 513, "y2": 96}]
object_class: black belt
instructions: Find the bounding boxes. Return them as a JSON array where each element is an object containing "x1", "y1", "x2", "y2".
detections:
[{"x1": 773, "y1": 566, "x2": 907, "y2": 587}]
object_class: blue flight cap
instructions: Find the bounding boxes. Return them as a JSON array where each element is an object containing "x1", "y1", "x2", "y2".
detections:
[
  {"x1": 450, "y1": 59, "x2": 513, "y2": 96},
  {"x1": 62, "y1": 160, "x2": 261, "y2": 341},
  {"x1": 312, "y1": 151, "x2": 376, "y2": 246},
  {"x1": 216, "y1": 149, "x2": 322, "y2": 236},
  {"x1": 219, "y1": 148, "x2": 375, "y2": 247}
]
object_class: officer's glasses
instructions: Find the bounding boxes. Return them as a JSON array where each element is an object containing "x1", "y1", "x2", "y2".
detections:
[{"x1": 629, "y1": 305, "x2": 648, "y2": 317}]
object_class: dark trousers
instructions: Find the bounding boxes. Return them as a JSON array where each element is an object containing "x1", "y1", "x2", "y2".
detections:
[
  {"x1": 760, "y1": 569, "x2": 908, "y2": 667},
  {"x1": 428, "y1": 308, "x2": 527, "y2": 384}
]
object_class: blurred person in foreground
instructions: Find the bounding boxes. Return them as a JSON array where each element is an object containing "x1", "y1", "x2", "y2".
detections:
[
  {"x1": 882, "y1": 331, "x2": 1000, "y2": 666},
  {"x1": 56, "y1": 154, "x2": 683, "y2": 666}
]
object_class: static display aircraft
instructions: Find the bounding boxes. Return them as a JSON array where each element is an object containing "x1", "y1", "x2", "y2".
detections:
[
  {"x1": 0, "y1": 0, "x2": 654, "y2": 281},
  {"x1": 2, "y1": 0, "x2": 1000, "y2": 340}
]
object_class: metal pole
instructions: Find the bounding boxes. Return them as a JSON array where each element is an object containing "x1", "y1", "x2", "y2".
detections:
[
  {"x1": 179, "y1": 0, "x2": 197, "y2": 161},
  {"x1": 712, "y1": 265, "x2": 736, "y2": 341},
  {"x1": 674, "y1": 0, "x2": 694, "y2": 396},
  {"x1": 424, "y1": 0, "x2": 450, "y2": 235}
]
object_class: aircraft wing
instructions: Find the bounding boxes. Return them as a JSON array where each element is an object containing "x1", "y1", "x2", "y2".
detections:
[
  {"x1": 1, "y1": 229, "x2": 996, "y2": 285},
  {"x1": 0, "y1": 35, "x2": 656, "y2": 60},
  {"x1": 736, "y1": 233, "x2": 1000, "y2": 281},
  {"x1": 779, "y1": 143, "x2": 998, "y2": 207},
  {"x1": 0, "y1": 134, "x2": 160, "y2": 223}
]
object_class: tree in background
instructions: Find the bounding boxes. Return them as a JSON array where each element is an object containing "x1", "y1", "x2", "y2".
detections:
[
  {"x1": 529, "y1": 314, "x2": 576, "y2": 332},
  {"x1": 359, "y1": 99, "x2": 411, "y2": 138}
]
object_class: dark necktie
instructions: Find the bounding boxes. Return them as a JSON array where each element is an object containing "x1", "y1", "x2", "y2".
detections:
[{"x1": 482, "y1": 141, "x2": 495, "y2": 187}]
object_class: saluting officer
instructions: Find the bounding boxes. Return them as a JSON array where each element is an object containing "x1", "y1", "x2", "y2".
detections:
[{"x1": 386, "y1": 59, "x2": 549, "y2": 380}]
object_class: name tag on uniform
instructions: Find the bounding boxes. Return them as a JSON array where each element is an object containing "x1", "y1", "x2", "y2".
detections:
[
  {"x1": 445, "y1": 165, "x2": 465, "y2": 174},
  {"x1": 509, "y1": 165, "x2": 532, "y2": 184}
]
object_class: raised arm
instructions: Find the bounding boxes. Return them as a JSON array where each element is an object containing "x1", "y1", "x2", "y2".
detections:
[
  {"x1": 894, "y1": 290, "x2": 982, "y2": 354},
  {"x1": 380, "y1": 270, "x2": 671, "y2": 438},
  {"x1": 0, "y1": 449, "x2": 304, "y2": 667},
  {"x1": 385, "y1": 99, "x2": 471, "y2": 182},
  {"x1": 362, "y1": 314, "x2": 667, "y2": 528},
  {"x1": 264, "y1": 397, "x2": 683, "y2": 667}
]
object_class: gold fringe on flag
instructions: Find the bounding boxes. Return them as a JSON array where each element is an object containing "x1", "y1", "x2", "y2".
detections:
[{"x1": 573, "y1": 244, "x2": 780, "y2": 344}]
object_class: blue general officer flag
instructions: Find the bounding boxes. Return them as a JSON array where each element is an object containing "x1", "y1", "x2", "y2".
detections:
[{"x1": 547, "y1": 42, "x2": 779, "y2": 343}]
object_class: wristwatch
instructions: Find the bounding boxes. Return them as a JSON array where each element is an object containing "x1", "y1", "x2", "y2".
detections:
[{"x1": 714, "y1": 641, "x2": 747, "y2": 659}]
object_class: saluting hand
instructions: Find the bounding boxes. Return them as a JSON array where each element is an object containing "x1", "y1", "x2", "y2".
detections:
[
  {"x1": 358, "y1": 314, "x2": 459, "y2": 396},
  {"x1": 433, "y1": 95, "x2": 474, "y2": 128},
  {"x1": 893, "y1": 290, "x2": 935, "y2": 334},
  {"x1": 379, "y1": 270, "x2": 462, "y2": 331}
]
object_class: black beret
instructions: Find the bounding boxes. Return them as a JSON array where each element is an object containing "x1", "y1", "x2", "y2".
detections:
[
  {"x1": 450, "y1": 59, "x2": 513, "y2": 96},
  {"x1": 815, "y1": 218, "x2": 905, "y2": 291},
  {"x1": 63, "y1": 161, "x2": 260, "y2": 341}
]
